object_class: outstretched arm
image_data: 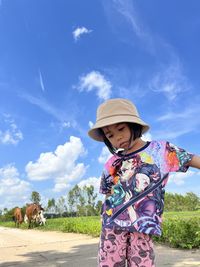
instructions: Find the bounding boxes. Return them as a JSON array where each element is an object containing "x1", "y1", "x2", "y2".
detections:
[{"x1": 188, "y1": 155, "x2": 200, "y2": 169}]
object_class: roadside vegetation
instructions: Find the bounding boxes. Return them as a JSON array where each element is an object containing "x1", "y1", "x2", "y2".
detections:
[
  {"x1": 0, "y1": 186, "x2": 200, "y2": 249},
  {"x1": 1, "y1": 211, "x2": 200, "y2": 249}
]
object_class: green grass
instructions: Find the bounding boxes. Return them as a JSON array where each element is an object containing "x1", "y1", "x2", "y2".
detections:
[
  {"x1": 163, "y1": 210, "x2": 200, "y2": 218},
  {"x1": 0, "y1": 216, "x2": 101, "y2": 237},
  {"x1": 1, "y1": 211, "x2": 200, "y2": 248}
]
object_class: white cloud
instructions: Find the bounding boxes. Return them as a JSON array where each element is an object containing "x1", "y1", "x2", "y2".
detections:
[
  {"x1": 78, "y1": 71, "x2": 112, "y2": 100},
  {"x1": 88, "y1": 121, "x2": 94, "y2": 129},
  {"x1": 0, "y1": 114, "x2": 23, "y2": 145},
  {"x1": 72, "y1": 26, "x2": 92, "y2": 41},
  {"x1": 78, "y1": 176, "x2": 100, "y2": 189},
  {"x1": 53, "y1": 162, "x2": 87, "y2": 192},
  {"x1": 78, "y1": 176, "x2": 101, "y2": 198},
  {"x1": 0, "y1": 165, "x2": 31, "y2": 210},
  {"x1": 168, "y1": 170, "x2": 195, "y2": 185},
  {"x1": 78, "y1": 176, "x2": 104, "y2": 202},
  {"x1": 53, "y1": 183, "x2": 69, "y2": 192},
  {"x1": 142, "y1": 132, "x2": 152, "y2": 142},
  {"x1": 25, "y1": 136, "x2": 87, "y2": 192},
  {"x1": 98, "y1": 146, "x2": 112, "y2": 164}
]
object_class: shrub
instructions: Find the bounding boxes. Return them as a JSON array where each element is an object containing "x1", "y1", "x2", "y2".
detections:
[
  {"x1": 1, "y1": 213, "x2": 200, "y2": 249},
  {"x1": 63, "y1": 216, "x2": 101, "y2": 237},
  {"x1": 153, "y1": 217, "x2": 200, "y2": 249}
]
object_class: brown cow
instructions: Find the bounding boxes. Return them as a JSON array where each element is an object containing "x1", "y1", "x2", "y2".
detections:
[
  {"x1": 13, "y1": 207, "x2": 23, "y2": 227},
  {"x1": 25, "y1": 203, "x2": 44, "y2": 228}
]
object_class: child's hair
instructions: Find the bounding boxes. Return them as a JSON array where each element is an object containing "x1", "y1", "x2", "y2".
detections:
[{"x1": 100, "y1": 122, "x2": 143, "y2": 154}]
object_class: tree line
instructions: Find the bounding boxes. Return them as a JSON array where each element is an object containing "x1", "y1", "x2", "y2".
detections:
[
  {"x1": 0, "y1": 186, "x2": 200, "y2": 221},
  {"x1": 0, "y1": 185, "x2": 102, "y2": 220},
  {"x1": 164, "y1": 192, "x2": 200, "y2": 211}
]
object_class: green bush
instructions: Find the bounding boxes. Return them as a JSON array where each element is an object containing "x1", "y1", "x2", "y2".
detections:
[
  {"x1": 153, "y1": 217, "x2": 200, "y2": 249},
  {"x1": 1, "y1": 213, "x2": 200, "y2": 249},
  {"x1": 63, "y1": 216, "x2": 101, "y2": 237},
  {"x1": 61, "y1": 216, "x2": 200, "y2": 248}
]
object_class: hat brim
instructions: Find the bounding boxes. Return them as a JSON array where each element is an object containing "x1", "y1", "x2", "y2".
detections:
[{"x1": 88, "y1": 115, "x2": 150, "y2": 142}]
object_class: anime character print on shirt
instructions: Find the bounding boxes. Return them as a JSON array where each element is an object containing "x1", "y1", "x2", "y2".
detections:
[
  {"x1": 100, "y1": 141, "x2": 193, "y2": 236},
  {"x1": 102, "y1": 153, "x2": 164, "y2": 235}
]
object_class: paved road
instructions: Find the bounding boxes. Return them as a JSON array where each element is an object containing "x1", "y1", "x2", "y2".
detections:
[{"x1": 0, "y1": 227, "x2": 200, "y2": 267}]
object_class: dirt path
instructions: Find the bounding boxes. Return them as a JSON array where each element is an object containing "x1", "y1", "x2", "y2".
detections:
[{"x1": 0, "y1": 226, "x2": 200, "y2": 267}]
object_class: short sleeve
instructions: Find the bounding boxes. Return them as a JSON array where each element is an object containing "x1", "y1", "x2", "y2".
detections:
[
  {"x1": 164, "y1": 142, "x2": 194, "y2": 173},
  {"x1": 99, "y1": 169, "x2": 113, "y2": 195}
]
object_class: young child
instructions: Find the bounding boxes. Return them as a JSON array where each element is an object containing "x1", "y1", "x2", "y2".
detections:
[{"x1": 88, "y1": 98, "x2": 200, "y2": 267}]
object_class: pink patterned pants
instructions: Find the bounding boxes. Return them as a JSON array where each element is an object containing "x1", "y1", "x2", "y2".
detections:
[{"x1": 98, "y1": 228, "x2": 155, "y2": 267}]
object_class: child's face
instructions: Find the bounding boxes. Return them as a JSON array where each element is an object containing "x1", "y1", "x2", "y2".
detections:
[{"x1": 102, "y1": 123, "x2": 132, "y2": 151}]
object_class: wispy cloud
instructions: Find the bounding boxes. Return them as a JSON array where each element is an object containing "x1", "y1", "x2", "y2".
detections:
[
  {"x1": 72, "y1": 26, "x2": 92, "y2": 41},
  {"x1": 0, "y1": 114, "x2": 23, "y2": 145},
  {"x1": 77, "y1": 71, "x2": 112, "y2": 100},
  {"x1": 149, "y1": 62, "x2": 190, "y2": 100},
  {"x1": 154, "y1": 104, "x2": 200, "y2": 139},
  {"x1": 38, "y1": 69, "x2": 45, "y2": 92},
  {"x1": 113, "y1": 0, "x2": 149, "y2": 39},
  {"x1": 104, "y1": 0, "x2": 192, "y2": 102},
  {"x1": 104, "y1": 0, "x2": 155, "y2": 53},
  {"x1": 21, "y1": 93, "x2": 64, "y2": 120},
  {"x1": 157, "y1": 107, "x2": 197, "y2": 122},
  {"x1": 20, "y1": 93, "x2": 74, "y2": 125}
]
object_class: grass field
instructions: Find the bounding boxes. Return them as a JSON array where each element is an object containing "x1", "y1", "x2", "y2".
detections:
[
  {"x1": 43, "y1": 209, "x2": 200, "y2": 232},
  {"x1": 1, "y1": 210, "x2": 200, "y2": 230},
  {"x1": 1, "y1": 210, "x2": 200, "y2": 248},
  {"x1": 163, "y1": 210, "x2": 200, "y2": 218}
]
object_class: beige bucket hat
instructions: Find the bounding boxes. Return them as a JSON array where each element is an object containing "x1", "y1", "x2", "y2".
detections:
[{"x1": 88, "y1": 98, "x2": 150, "y2": 142}]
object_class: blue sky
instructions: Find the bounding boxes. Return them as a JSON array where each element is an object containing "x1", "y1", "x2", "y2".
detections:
[{"x1": 0, "y1": 0, "x2": 200, "y2": 210}]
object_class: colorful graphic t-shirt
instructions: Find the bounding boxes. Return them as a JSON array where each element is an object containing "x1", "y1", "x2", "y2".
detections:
[{"x1": 100, "y1": 140, "x2": 193, "y2": 236}]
